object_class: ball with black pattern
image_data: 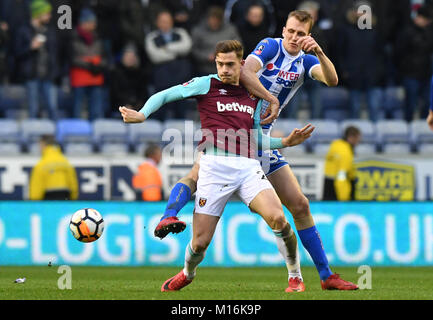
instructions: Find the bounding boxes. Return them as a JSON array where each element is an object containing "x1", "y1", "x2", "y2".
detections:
[{"x1": 69, "y1": 208, "x2": 104, "y2": 243}]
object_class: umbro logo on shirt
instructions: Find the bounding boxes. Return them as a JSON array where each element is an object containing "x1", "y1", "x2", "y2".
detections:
[{"x1": 219, "y1": 89, "x2": 228, "y2": 95}]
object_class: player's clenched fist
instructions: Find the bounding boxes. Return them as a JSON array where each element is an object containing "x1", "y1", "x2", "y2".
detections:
[
  {"x1": 282, "y1": 123, "x2": 315, "y2": 147},
  {"x1": 119, "y1": 106, "x2": 146, "y2": 123},
  {"x1": 297, "y1": 36, "x2": 322, "y2": 54},
  {"x1": 260, "y1": 97, "x2": 280, "y2": 125}
]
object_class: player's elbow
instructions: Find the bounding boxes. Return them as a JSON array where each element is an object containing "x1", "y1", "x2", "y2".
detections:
[
  {"x1": 239, "y1": 66, "x2": 253, "y2": 81},
  {"x1": 326, "y1": 76, "x2": 338, "y2": 87}
]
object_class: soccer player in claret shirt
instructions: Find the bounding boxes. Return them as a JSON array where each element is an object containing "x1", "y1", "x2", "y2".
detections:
[
  {"x1": 120, "y1": 40, "x2": 315, "y2": 292},
  {"x1": 152, "y1": 10, "x2": 359, "y2": 291}
]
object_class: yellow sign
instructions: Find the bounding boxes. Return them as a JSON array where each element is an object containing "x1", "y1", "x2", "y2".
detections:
[{"x1": 354, "y1": 160, "x2": 415, "y2": 201}]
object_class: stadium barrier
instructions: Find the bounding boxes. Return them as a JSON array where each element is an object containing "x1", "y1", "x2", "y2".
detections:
[
  {"x1": 1, "y1": 201, "x2": 432, "y2": 267},
  {"x1": 0, "y1": 155, "x2": 432, "y2": 201}
]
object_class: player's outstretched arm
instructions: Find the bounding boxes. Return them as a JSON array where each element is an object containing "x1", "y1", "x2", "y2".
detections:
[
  {"x1": 119, "y1": 76, "x2": 212, "y2": 124},
  {"x1": 119, "y1": 106, "x2": 146, "y2": 123},
  {"x1": 281, "y1": 124, "x2": 315, "y2": 147}
]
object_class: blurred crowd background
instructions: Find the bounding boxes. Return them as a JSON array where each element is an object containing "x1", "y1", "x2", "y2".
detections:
[{"x1": 0, "y1": 0, "x2": 433, "y2": 123}]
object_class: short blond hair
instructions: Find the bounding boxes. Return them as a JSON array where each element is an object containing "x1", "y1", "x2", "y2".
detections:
[{"x1": 287, "y1": 10, "x2": 314, "y2": 33}]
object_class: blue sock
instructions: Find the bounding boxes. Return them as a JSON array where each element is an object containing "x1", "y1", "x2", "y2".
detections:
[
  {"x1": 297, "y1": 226, "x2": 333, "y2": 281},
  {"x1": 161, "y1": 183, "x2": 191, "y2": 221}
]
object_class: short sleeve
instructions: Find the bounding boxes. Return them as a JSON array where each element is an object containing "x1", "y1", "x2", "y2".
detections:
[
  {"x1": 248, "y1": 38, "x2": 279, "y2": 67},
  {"x1": 179, "y1": 75, "x2": 214, "y2": 98},
  {"x1": 303, "y1": 54, "x2": 320, "y2": 79}
]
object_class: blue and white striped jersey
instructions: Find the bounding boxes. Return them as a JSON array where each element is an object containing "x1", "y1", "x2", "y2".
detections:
[{"x1": 248, "y1": 37, "x2": 320, "y2": 133}]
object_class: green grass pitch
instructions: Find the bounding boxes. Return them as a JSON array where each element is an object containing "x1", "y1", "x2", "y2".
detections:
[{"x1": 1, "y1": 266, "x2": 432, "y2": 300}]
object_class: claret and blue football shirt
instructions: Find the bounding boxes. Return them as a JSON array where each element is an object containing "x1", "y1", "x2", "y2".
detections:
[{"x1": 139, "y1": 74, "x2": 283, "y2": 158}]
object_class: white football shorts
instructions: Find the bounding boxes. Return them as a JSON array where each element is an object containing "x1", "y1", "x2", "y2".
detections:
[{"x1": 194, "y1": 154, "x2": 273, "y2": 217}]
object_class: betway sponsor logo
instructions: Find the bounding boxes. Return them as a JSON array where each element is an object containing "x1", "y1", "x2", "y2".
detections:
[{"x1": 216, "y1": 101, "x2": 254, "y2": 118}]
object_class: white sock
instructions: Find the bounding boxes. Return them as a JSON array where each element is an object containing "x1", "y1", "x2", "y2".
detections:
[
  {"x1": 273, "y1": 224, "x2": 303, "y2": 281},
  {"x1": 183, "y1": 241, "x2": 205, "y2": 280}
]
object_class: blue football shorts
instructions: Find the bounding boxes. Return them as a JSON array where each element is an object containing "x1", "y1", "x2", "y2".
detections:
[{"x1": 258, "y1": 149, "x2": 289, "y2": 176}]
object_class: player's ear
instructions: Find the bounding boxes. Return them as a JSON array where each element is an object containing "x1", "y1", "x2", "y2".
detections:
[{"x1": 241, "y1": 59, "x2": 245, "y2": 66}]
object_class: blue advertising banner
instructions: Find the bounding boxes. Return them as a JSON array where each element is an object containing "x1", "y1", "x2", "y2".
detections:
[{"x1": 0, "y1": 201, "x2": 432, "y2": 266}]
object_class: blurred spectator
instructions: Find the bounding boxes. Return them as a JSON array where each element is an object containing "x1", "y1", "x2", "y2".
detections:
[
  {"x1": 69, "y1": 8, "x2": 108, "y2": 120},
  {"x1": 0, "y1": 20, "x2": 7, "y2": 117},
  {"x1": 145, "y1": 10, "x2": 193, "y2": 120},
  {"x1": 0, "y1": 15, "x2": 9, "y2": 79},
  {"x1": 337, "y1": 1, "x2": 386, "y2": 122},
  {"x1": 1, "y1": 0, "x2": 31, "y2": 83},
  {"x1": 323, "y1": 126, "x2": 361, "y2": 201},
  {"x1": 270, "y1": 0, "x2": 302, "y2": 37},
  {"x1": 191, "y1": 6, "x2": 240, "y2": 76},
  {"x1": 133, "y1": 143, "x2": 163, "y2": 201},
  {"x1": 110, "y1": 43, "x2": 148, "y2": 116},
  {"x1": 14, "y1": 0, "x2": 58, "y2": 120},
  {"x1": 84, "y1": 0, "x2": 121, "y2": 57},
  {"x1": 370, "y1": 0, "x2": 412, "y2": 86},
  {"x1": 237, "y1": 4, "x2": 268, "y2": 56},
  {"x1": 409, "y1": 0, "x2": 433, "y2": 19},
  {"x1": 154, "y1": 0, "x2": 209, "y2": 31},
  {"x1": 0, "y1": 20, "x2": 8, "y2": 83},
  {"x1": 0, "y1": 0, "x2": 30, "y2": 29},
  {"x1": 395, "y1": 5, "x2": 433, "y2": 122},
  {"x1": 225, "y1": 0, "x2": 276, "y2": 36},
  {"x1": 283, "y1": 1, "x2": 326, "y2": 119},
  {"x1": 50, "y1": 0, "x2": 74, "y2": 80},
  {"x1": 334, "y1": 0, "x2": 411, "y2": 86},
  {"x1": 29, "y1": 134, "x2": 79, "y2": 200},
  {"x1": 119, "y1": 0, "x2": 148, "y2": 57}
]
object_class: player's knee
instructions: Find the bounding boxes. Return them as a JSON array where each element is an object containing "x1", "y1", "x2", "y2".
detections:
[
  {"x1": 287, "y1": 195, "x2": 310, "y2": 218},
  {"x1": 268, "y1": 213, "x2": 287, "y2": 231},
  {"x1": 186, "y1": 163, "x2": 199, "y2": 181},
  {"x1": 179, "y1": 176, "x2": 197, "y2": 192},
  {"x1": 185, "y1": 170, "x2": 198, "y2": 182},
  {"x1": 191, "y1": 239, "x2": 210, "y2": 253}
]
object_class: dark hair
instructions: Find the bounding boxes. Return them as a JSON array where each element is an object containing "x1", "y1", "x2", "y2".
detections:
[
  {"x1": 144, "y1": 143, "x2": 161, "y2": 158},
  {"x1": 40, "y1": 134, "x2": 56, "y2": 146},
  {"x1": 343, "y1": 126, "x2": 361, "y2": 140},
  {"x1": 248, "y1": 3, "x2": 265, "y2": 12},
  {"x1": 417, "y1": 5, "x2": 433, "y2": 19},
  {"x1": 215, "y1": 40, "x2": 244, "y2": 60},
  {"x1": 287, "y1": 10, "x2": 314, "y2": 33},
  {"x1": 207, "y1": 6, "x2": 224, "y2": 20}
]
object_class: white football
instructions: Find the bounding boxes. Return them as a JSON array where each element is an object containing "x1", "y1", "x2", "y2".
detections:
[{"x1": 69, "y1": 208, "x2": 104, "y2": 243}]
